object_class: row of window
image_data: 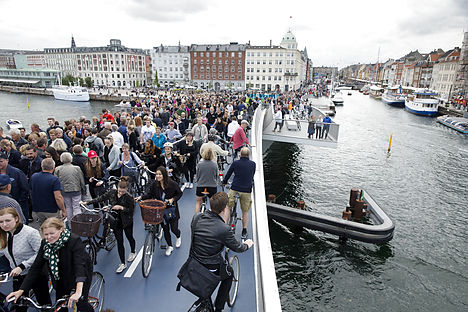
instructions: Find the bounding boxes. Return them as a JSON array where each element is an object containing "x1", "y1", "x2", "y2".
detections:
[
  {"x1": 157, "y1": 67, "x2": 185, "y2": 72},
  {"x1": 193, "y1": 74, "x2": 242, "y2": 80},
  {"x1": 246, "y1": 76, "x2": 283, "y2": 81},
  {"x1": 246, "y1": 52, "x2": 296, "y2": 57},
  {"x1": 194, "y1": 59, "x2": 242, "y2": 65},
  {"x1": 158, "y1": 74, "x2": 186, "y2": 79},
  {"x1": 193, "y1": 52, "x2": 242, "y2": 58},
  {"x1": 193, "y1": 66, "x2": 242, "y2": 73}
]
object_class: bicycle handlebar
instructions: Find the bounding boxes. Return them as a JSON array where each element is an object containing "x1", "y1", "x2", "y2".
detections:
[
  {"x1": 17, "y1": 296, "x2": 68, "y2": 309},
  {"x1": 80, "y1": 203, "x2": 111, "y2": 213}
]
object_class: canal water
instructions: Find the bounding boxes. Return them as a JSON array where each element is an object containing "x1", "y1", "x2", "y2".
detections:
[
  {"x1": 264, "y1": 92, "x2": 468, "y2": 311},
  {"x1": 0, "y1": 91, "x2": 467, "y2": 311}
]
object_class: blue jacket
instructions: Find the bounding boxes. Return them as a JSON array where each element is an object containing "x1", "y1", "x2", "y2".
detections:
[
  {"x1": 323, "y1": 116, "x2": 332, "y2": 126},
  {"x1": 223, "y1": 157, "x2": 256, "y2": 193},
  {"x1": 6, "y1": 165, "x2": 29, "y2": 207}
]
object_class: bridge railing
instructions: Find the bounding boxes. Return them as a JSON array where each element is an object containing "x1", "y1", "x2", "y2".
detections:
[{"x1": 251, "y1": 106, "x2": 282, "y2": 312}]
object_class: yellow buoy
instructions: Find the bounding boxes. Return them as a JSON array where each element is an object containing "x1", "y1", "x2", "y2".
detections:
[{"x1": 388, "y1": 133, "x2": 393, "y2": 153}]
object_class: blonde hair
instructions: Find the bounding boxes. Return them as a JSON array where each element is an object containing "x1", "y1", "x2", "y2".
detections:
[
  {"x1": 41, "y1": 217, "x2": 65, "y2": 232},
  {"x1": 0, "y1": 139, "x2": 16, "y2": 151},
  {"x1": 201, "y1": 148, "x2": 214, "y2": 161},
  {"x1": 0, "y1": 208, "x2": 21, "y2": 249},
  {"x1": 51, "y1": 138, "x2": 67, "y2": 152}
]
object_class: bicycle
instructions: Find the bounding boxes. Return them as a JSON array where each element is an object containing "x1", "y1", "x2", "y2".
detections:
[
  {"x1": 186, "y1": 248, "x2": 240, "y2": 311},
  {"x1": 138, "y1": 199, "x2": 166, "y2": 278},
  {"x1": 1, "y1": 271, "x2": 104, "y2": 311},
  {"x1": 222, "y1": 184, "x2": 241, "y2": 235},
  {"x1": 199, "y1": 188, "x2": 210, "y2": 213},
  {"x1": 121, "y1": 162, "x2": 145, "y2": 196},
  {"x1": 71, "y1": 203, "x2": 117, "y2": 265}
]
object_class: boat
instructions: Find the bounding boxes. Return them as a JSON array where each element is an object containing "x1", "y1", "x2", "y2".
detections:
[
  {"x1": 307, "y1": 98, "x2": 336, "y2": 116},
  {"x1": 6, "y1": 119, "x2": 23, "y2": 129},
  {"x1": 381, "y1": 86, "x2": 406, "y2": 107},
  {"x1": 52, "y1": 85, "x2": 90, "y2": 102},
  {"x1": 369, "y1": 85, "x2": 384, "y2": 99},
  {"x1": 437, "y1": 115, "x2": 468, "y2": 134},
  {"x1": 331, "y1": 91, "x2": 344, "y2": 105},
  {"x1": 336, "y1": 85, "x2": 352, "y2": 90},
  {"x1": 405, "y1": 89, "x2": 439, "y2": 117}
]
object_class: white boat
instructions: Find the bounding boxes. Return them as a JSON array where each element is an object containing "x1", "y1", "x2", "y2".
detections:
[
  {"x1": 52, "y1": 86, "x2": 90, "y2": 102},
  {"x1": 369, "y1": 85, "x2": 384, "y2": 99},
  {"x1": 437, "y1": 115, "x2": 468, "y2": 134},
  {"x1": 6, "y1": 119, "x2": 23, "y2": 129},
  {"x1": 405, "y1": 89, "x2": 439, "y2": 117},
  {"x1": 331, "y1": 91, "x2": 344, "y2": 105},
  {"x1": 381, "y1": 86, "x2": 406, "y2": 107}
]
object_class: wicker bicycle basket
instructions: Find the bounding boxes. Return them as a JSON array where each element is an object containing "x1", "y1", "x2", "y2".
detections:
[
  {"x1": 70, "y1": 213, "x2": 102, "y2": 238},
  {"x1": 140, "y1": 199, "x2": 166, "y2": 225}
]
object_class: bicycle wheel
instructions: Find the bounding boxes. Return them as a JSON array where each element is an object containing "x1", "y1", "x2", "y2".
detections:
[
  {"x1": 85, "y1": 241, "x2": 97, "y2": 265},
  {"x1": 227, "y1": 255, "x2": 240, "y2": 307},
  {"x1": 88, "y1": 271, "x2": 105, "y2": 312},
  {"x1": 142, "y1": 231, "x2": 155, "y2": 278},
  {"x1": 105, "y1": 228, "x2": 117, "y2": 251}
]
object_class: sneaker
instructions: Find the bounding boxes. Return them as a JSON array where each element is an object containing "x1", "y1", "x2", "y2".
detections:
[
  {"x1": 127, "y1": 252, "x2": 136, "y2": 262},
  {"x1": 116, "y1": 263, "x2": 127, "y2": 274},
  {"x1": 241, "y1": 228, "x2": 248, "y2": 239},
  {"x1": 190, "y1": 183, "x2": 193, "y2": 189},
  {"x1": 184, "y1": 182, "x2": 189, "y2": 188},
  {"x1": 175, "y1": 236, "x2": 181, "y2": 248},
  {"x1": 165, "y1": 246, "x2": 174, "y2": 256}
]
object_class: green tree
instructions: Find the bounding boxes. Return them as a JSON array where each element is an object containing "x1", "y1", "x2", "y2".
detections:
[
  {"x1": 227, "y1": 82, "x2": 233, "y2": 89},
  {"x1": 153, "y1": 73, "x2": 160, "y2": 87},
  {"x1": 208, "y1": 82, "x2": 213, "y2": 90},
  {"x1": 84, "y1": 77, "x2": 93, "y2": 88},
  {"x1": 64, "y1": 74, "x2": 76, "y2": 86},
  {"x1": 79, "y1": 78, "x2": 84, "y2": 86},
  {"x1": 61, "y1": 77, "x2": 70, "y2": 86},
  {"x1": 136, "y1": 81, "x2": 140, "y2": 88}
]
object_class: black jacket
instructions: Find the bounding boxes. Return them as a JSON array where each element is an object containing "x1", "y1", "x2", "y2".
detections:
[
  {"x1": 19, "y1": 156, "x2": 42, "y2": 179},
  {"x1": 190, "y1": 212, "x2": 248, "y2": 266},
  {"x1": 141, "y1": 179, "x2": 182, "y2": 219},
  {"x1": 21, "y1": 234, "x2": 92, "y2": 293},
  {"x1": 87, "y1": 189, "x2": 135, "y2": 228},
  {"x1": 7, "y1": 149, "x2": 22, "y2": 168}
]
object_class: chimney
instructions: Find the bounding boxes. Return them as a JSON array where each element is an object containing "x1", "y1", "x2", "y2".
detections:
[{"x1": 270, "y1": 40, "x2": 272, "y2": 47}]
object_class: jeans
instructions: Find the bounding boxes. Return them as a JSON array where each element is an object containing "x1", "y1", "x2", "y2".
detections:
[{"x1": 63, "y1": 193, "x2": 82, "y2": 222}]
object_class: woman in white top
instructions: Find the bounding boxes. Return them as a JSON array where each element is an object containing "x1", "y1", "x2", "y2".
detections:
[
  {"x1": 140, "y1": 117, "x2": 156, "y2": 145},
  {"x1": 0, "y1": 207, "x2": 51, "y2": 311}
]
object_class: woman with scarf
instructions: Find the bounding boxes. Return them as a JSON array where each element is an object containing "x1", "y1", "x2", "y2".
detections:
[
  {"x1": 174, "y1": 131, "x2": 199, "y2": 189},
  {"x1": 7, "y1": 217, "x2": 94, "y2": 311}
]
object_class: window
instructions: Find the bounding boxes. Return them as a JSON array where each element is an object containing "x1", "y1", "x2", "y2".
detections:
[
  {"x1": 206, "y1": 52, "x2": 210, "y2": 57},
  {"x1": 194, "y1": 60, "x2": 197, "y2": 64},
  {"x1": 201, "y1": 52, "x2": 204, "y2": 57},
  {"x1": 194, "y1": 52, "x2": 197, "y2": 57}
]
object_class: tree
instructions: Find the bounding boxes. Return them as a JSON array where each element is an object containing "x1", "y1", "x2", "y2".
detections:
[
  {"x1": 84, "y1": 77, "x2": 93, "y2": 88},
  {"x1": 208, "y1": 82, "x2": 213, "y2": 90},
  {"x1": 61, "y1": 77, "x2": 70, "y2": 86},
  {"x1": 246, "y1": 82, "x2": 253, "y2": 90},
  {"x1": 227, "y1": 82, "x2": 233, "y2": 89},
  {"x1": 79, "y1": 78, "x2": 84, "y2": 86},
  {"x1": 65, "y1": 74, "x2": 76, "y2": 86},
  {"x1": 136, "y1": 81, "x2": 140, "y2": 88},
  {"x1": 153, "y1": 72, "x2": 160, "y2": 87}
]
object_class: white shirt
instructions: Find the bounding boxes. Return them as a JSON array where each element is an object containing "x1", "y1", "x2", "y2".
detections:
[
  {"x1": 111, "y1": 131, "x2": 125, "y2": 148},
  {"x1": 227, "y1": 121, "x2": 240, "y2": 137},
  {"x1": 274, "y1": 110, "x2": 283, "y2": 122},
  {"x1": 141, "y1": 125, "x2": 156, "y2": 143}
]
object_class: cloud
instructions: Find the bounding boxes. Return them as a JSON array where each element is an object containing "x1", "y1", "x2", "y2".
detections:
[
  {"x1": 398, "y1": 0, "x2": 468, "y2": 36},
  {"x1": 124, "y1": 0, "x2": 213, "y2": 22}
]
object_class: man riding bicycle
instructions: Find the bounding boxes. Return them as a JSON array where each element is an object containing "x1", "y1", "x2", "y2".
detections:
[{"x1": 186, "y1": 192, "x2": 253, "y2": 312}]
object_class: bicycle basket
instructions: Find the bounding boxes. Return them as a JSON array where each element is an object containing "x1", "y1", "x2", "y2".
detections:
[
  {"x1": 140, "y1": 199, "x2": 166, "y2": 225},
  {"x1": 70, "y1": 213, "x2": 102, "y2": 237}
]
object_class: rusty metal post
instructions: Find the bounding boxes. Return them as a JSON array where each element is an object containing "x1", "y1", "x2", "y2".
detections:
[{"x1": 267, "y1": 194, "x2": 276, "y2": 203}]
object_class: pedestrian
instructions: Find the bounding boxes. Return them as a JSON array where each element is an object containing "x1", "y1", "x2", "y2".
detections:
[
  {"x1": 315, "y1": 117, "x2": 323, "y2": 139},
  {"x1": 305, "y1": 104, "x2": 313, "y2": 128},
  {"x1": 273, "y1": 107, "x2": 283, "y2": 132},
  {"x1": 29, "y1": 158, "x2": 67, "y2": 230},
  {"x1": 322, "y1": 114, "x2": 332, "y2": 139}
]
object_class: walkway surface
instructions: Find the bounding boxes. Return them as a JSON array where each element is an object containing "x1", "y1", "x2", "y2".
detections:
[{"x1": 0, "y1": 184, "x2": 257, "y2": 311}]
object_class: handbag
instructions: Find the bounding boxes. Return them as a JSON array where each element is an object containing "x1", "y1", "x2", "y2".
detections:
[
  {"x1": 176, "y1": 213, "x2": 220, "y2": 298},
  {"x1": 164, "y1": 205, "x2": 177, "y2": 221}
]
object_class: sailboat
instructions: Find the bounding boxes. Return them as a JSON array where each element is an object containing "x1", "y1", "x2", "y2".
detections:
[{"x1": 52, "y1": 74, "x2": 90, "y2": 102}]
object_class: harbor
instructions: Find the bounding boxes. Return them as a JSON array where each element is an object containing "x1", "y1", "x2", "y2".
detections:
[{"x1": 0, "y1": 90, "x2": 467, "y2": 311}]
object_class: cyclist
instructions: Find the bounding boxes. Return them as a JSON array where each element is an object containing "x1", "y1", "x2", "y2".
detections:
[
  {"x1": 119, "y1": 143, "x2": 145, "y2": 194},
  {"x1": 103, "y1": 135, "x2": 121, "y2": 178},
  {"x1": 0, "y1": 207, "x2": 51, "y2": 312},
  {"x1": 7, "y1": 217, "x2": 94, "y2": 312},
  {"x1": 195, "y1": 148, "x2": 218, "y2": 213},
  {"x1": 140, "y1": 166, "x2": 182, "y2": 257},
  {"x1": 222, "y1": 147, "x2": 255, "y2": 239},
  {"x1": 189, "y1": 192, "x2": 253, "y2": 312},
  {"x1": 82, "y1": 176, "x2": 136, "y2": 274},
  {"x1": 199, "y1": 129, "x2": 228, "y2": 165},
  {"x1": 230, "y1": 120, "x2": 250, "y2": 159},
  {"x1": 151, "y1": 127, "x2": 167, "y2": 151},
  {"x1": 174, "y1": 131, "x2": 199, "y2": 189},
  {"x1": 160, "y1": 143, "x2": 182, "y2": 184},
  {"x1": 84, "y1": 150, "x2": 109, "y2": 208}
]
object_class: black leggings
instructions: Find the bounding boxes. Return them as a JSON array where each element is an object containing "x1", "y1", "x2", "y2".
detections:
[
  {"x1": 113, "y1": 222, "x2": 136, "y2": 263},
  {"x1": 13, "y1": 274, "x2": 51, "y2": 312},
  {"x1": 184, "y1": 160, "x2": 196, "y2": 183},
  {"x1": 161, "y1": 218, "x2": 180, "y2": 247}
]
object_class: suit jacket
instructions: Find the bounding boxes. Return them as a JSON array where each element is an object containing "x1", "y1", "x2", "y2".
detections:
[{"x1": 20, "y1": 234, "x2": 92, "y2": 293}]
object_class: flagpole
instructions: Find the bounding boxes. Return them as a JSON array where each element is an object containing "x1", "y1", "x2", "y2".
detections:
[{"x1": 27, "y1": 97, "x2": 29, "y2": 109}]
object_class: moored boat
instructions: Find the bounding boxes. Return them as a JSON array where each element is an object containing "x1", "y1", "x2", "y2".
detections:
[
  {"x1": 6, "y1": 119, "x2": 23, "y2": 129},
  {"x1": 52, "y1": 85, "x2": 90, "y2": 102},
  {"x1": 405, "y1": 89, "x2": 439, "y2": 117},
  {"x1": 331, "y1": 91, "x2": 344, "y2": 105},
  {"x1": 437, "y1": 115, "x2": 468, "y2": 134},
  {"x1": 381, "y1": 86, "x2": 406, "y2": 107},
  {"x1": 369, "y1": 85, "x2": 384, "y2": 99}
]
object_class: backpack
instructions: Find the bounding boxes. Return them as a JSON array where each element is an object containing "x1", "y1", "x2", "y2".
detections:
[{"x1": 87, "y1": 138, "x2": 99, "y2": 155}]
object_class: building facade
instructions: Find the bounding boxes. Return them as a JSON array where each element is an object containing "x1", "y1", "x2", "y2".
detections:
[
  {"x1": 430, "y1": 48, "x2": 460, "y2": 100},
  {"x1": 150, "y1": 45, "x2": 190, "y2": 87},
  {"x1": 0, "y1": 68, "x2": 60, "y2": 88}
]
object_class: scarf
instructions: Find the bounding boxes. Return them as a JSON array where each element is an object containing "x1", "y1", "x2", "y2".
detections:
[{"x1": 43, "y1": 229, "x2": 71, "y2": 280}]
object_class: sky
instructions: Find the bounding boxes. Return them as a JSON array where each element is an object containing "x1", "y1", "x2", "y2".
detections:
[{"x1": 0, "y1": 0, "x2": 466, "y2": 68}]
